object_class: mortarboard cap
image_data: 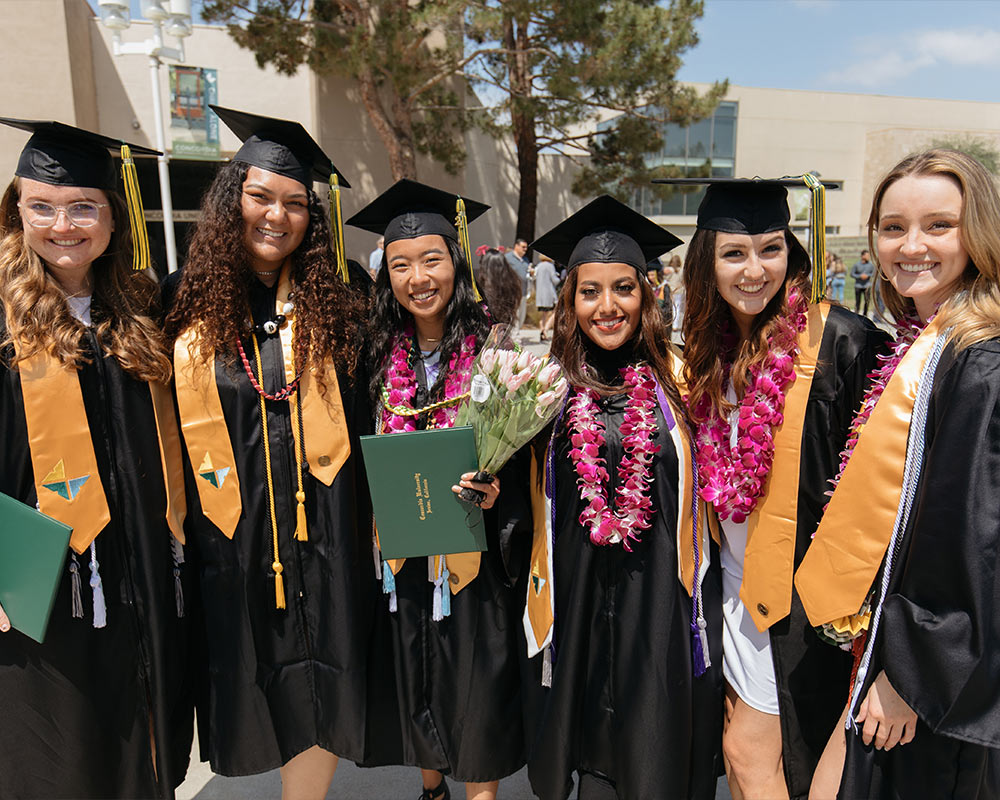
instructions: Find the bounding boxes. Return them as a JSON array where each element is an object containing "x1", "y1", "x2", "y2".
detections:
[
  {"x1": 211, "y1": 105, "x2": 354, "y2": 282},
  {"x1": 652, "y1": 175, "x2": 841, "y2": 302},
  {"x1": 530, "y1": 195, "x2": 682, "y2": 271},
  {"x1": 346, "y1": 179, "x2": 490, "y2": 301},
  {"x1": 346, "y1": 178, "x2": 489, "y2": 245},
  {"x1": 211, "y1": 105, "x2": 349, "y2": 188},
  {"x1": 0, "y1": 117, "x2": 160, "y2": 271}
]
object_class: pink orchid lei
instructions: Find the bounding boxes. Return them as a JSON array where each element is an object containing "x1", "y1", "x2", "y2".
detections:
[
  {"x1": 567, "y1": 364, "x2": 661, "y2": 550},
  {"x1": 380, "y1": 325, "x2": 478, "y2": 433},
  {"x1": 693, "y1": 289, "x2": 809, "y2": 523},
  {"x1": 822, "y1": 314, "x2": 927, "y2": 510}
]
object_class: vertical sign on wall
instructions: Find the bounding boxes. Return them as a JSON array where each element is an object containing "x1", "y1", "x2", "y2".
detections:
[{"x1": 169, "y1": 66, "x2": 219, "y2": 160}]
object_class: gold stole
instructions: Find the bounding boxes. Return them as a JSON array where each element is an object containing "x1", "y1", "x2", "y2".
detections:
[
  {"x1": 17, "y1": 345, "x2": 185, "y2": 553},
  {"x1": 736, "y1": 301, "x2": 829, "y2": 632},
  {"x1": 523, "y1": 378, "x2": 702, "y2": 656},
  {"x1": 795, "y1": 316, "x2": 945, "y2": 627},
  {"x1": 173, "y1": 264, "x2": 350, "y2": 538}
]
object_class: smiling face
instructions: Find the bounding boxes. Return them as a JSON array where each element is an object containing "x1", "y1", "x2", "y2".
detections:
[
  {"x1": 574, "y1": 261, "x2": 642, "y2": 351},
  {"x1": 18, "y1": 177, "x2": 113, "y2": 289},
  {"x1": 876, "y1": 173, "x2": 969, "y2": 321},
  {"x1": 240, "y1": 166, "x2": 310, "y2": 274},
  {"x1": 713, "y1": 230, "x2": 789, "y2": 338},
  {"x1": 386, "y1": 234, "x2": 456, "y2": 326}
]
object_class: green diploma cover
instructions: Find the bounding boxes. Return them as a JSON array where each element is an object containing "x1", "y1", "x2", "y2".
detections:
[
  {"x1": 360, "y1": 426, "x2": 487, "y2": 559},
  {"x1": 0, "y1": 492, "x2": 72, "y2": 643}
]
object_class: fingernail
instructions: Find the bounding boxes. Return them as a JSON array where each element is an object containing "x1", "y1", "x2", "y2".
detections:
[{"x1": 0, "y1": 623, "x2": 9, "y2": 632}]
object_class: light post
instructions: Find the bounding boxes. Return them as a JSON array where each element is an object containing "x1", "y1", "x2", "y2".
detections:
[{"x1": 97, "y1": 0, "x2": 193, "y2": 273}]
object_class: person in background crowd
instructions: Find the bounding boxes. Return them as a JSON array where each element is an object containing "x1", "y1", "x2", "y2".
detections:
[
  {"x1": 0, "y1": 118, "x2": 195, "y2": 799},
  {"x1": 797, "y1": 148, "x2": 1000, "y2": 800},
  {"x1": 830, "y1": 255, "x2": 847, "y2": 304},
  {"x1": 533, "y1": 253, "x2": 560, "y2": 341},
  {"x1": 368, "y1": 235, "x2": 385, "y2": 278},
  {"x1": 475, "y1": 245, "x2": 522, "y2": 328},
  {"x1": 164, "y1": 107, "x2": 395, "y2": 799},
  {"x1": 851, "y1": 249, "x2": 875, "y2": 315},
  {"x1": 505, "y1": 237, "x2": 531, "y2": 336},
  {"x1": 676, "y1": 176, "x2": 888, "y2": 800}
]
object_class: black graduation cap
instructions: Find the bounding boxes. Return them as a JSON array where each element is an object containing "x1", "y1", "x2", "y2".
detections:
[
  {"x1": 0, "y1": 117, "x2": 160, "y2": 271},
  {"x1": 346, "y1": 178, "x2": 489, "y2": 246},
  {"x1": 530, "y1": 195, "x2": 682, "y2": 271},
  {"x1": 0, "y1": 117, "x2": 159, "y2": 190},
  {"x1": 210, "y1": 105, "x2": 349, "y2": 188},
  {"x1": 347, "y1": 179, "x2": 490, "y2": 300},
  {"x1": 652, "y1": 175, "x2": 840, "y2": 302},
  {"x1": 651, "y1": 176, "x2": 841, "y2": 235}
]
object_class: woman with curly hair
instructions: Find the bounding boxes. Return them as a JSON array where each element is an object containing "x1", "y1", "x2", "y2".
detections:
[
  {"x1": 164, "y1": 108, "x2": 393, "y2": 798},
  {"x1": 797, "y1": 149, "x2": 1000, "y2": 799},
  {"x1": 0, "y1": 119, "x2": 194, "y2": 798},
  {"x1": 672, "y1": 177, "x2": 889, "y2": 800},
  {"x1": 348, "y1": 179, "x2": 530, "y2": 800},
  {"x1": 524, "y1": 195, "x2": 722, "y2": 800}
]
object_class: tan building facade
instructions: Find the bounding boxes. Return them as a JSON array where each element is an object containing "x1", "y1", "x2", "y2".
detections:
[{"x1": 1, "y1": 0, "x2": 998, "y2": 268}]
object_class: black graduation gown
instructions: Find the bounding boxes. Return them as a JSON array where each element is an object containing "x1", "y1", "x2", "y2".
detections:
[
  {"x1": 840, "y1": 340, "x2": 1000, "y2": 799},
  {"x1": 382, "y1": 346, "x2": 535, "y2": 783},
  {"x1": 0, "y1": 324, "x2": 195, "y2": 799},
  {"x1": 751, "y1": 305, "x2": 889, "y2": 799},
  {"x1": 527, "y1": 375, "x2": 725, "y2": 800},
  {"x1": 175, "y1": 277, "x2": 399, "y2": 776}
]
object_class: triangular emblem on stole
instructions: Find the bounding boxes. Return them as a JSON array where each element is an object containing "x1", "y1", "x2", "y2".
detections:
[
  {"x1": 41, "y1": 459, "x2": 90, "y2": 501},
  {"x1": 532, "y1": 573, "x2": 546, "y2": 595},
  {"x1": 198, "y1": 452, "x2": 230, "y2": 489}
]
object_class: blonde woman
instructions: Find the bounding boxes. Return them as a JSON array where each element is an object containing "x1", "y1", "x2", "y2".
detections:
[
  {"x1": 798, "y1": 149, "x2": 1000, "y2": 798},
  {"x1": 0, "y1": 119, "x2": 192, "y2": 798}
]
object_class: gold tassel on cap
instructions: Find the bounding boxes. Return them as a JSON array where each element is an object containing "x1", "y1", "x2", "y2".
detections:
[
  {"x1": 328, "y1": 173, "x2": 350, "y2": 284},
  {"x1": 119, "y1": 145, "x2": 151, "y2": 271},
  {"x1": 802, "y1": 173, "x2": 827, "y2": 303},
  {"x1": 455, "y1": 197, "x2": 482, "y2": 302}
]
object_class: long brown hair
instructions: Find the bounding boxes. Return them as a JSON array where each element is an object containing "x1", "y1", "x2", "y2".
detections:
[
  {"x1": 868, "y1": 148, "x2": 1000, "y2": 351},
  {"x1": 682, "y1": 228, "x2": 811, "y2": 421},
  {"x1": 550, "y1": 262, "x2": 686, "y2": 422},
  {"x1": 164, "y1": 161, "x2": 365, "y2": 383},
  {"x1": 0, "y1": 177, "x2": 171, "y2": 383}
]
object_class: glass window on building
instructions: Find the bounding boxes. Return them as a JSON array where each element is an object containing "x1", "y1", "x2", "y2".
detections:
[{"x1": 632, "y1": 100, "x2": 739, "y2": 216}]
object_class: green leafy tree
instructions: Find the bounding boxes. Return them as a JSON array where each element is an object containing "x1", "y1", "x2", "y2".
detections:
[
  {"x1": 465, "y1": 0, "x2": 727, "y2": 242},
  {"x1": 929, "y1": 134, "x2": 1000, "y2": 175},
  {"x1": 201, "y1": 0, "x2": 490, "y2": 180}
]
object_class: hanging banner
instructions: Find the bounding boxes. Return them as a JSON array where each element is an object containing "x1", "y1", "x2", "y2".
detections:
[{"x1": 169, "y1": 66, "x2": 219, "y2": 160}]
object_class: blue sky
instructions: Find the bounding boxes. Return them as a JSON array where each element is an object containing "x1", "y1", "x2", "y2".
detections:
[
  {"x1": 95, "y1": 1, "x2": 1000, "y2": 103},
  {"x1": 678, "y1": 0, "x2": 1000, "y2": 102}
]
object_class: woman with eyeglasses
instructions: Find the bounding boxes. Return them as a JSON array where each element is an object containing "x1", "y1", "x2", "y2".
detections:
[
  {"x1": 0, "y1": 119, "x2": 195, "y2": 799},
  {"x1": 163, "y1": 108, "x2": 396, "y2": 799}
]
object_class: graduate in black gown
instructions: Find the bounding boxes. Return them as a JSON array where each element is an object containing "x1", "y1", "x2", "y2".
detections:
[
  {"x1": 662, "y1": 177, "x2": 890, "y2": 800},
  {"x1": 796, "y1": 149, "x2": 1000, "y2": 799},
  {"x1": 523, "y1": 196, "x2": 723, "y2": 800},
  {"x1": 163, "y1": 108, "x2": 398, "y2": 797},
  {"x1": 0, "y1": 119, "x2": 194, "y2": 798},
  {"x1": 348, "y1": 180, "x2": 530, "y2": 800}
]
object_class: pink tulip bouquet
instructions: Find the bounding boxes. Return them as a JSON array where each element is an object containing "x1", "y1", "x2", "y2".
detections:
[{"x1": 455, "y1": 325, "x2": 569, "y2": 502}]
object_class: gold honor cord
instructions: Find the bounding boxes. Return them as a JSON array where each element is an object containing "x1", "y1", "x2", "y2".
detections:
[
  {"x1": 119, "y1": 145, "x2": 151, "y2": 272},
  {"x1": 455, "y1": 197, "x2": 482, "y2": 302},
  {"x1": 802, "y1": 173, "x2": 827, "y2": 303},
  {"x1": 328, "y1": 173, "x2": 350, "y2": 283},
  {"x1": 380, "y1": 387, "x2": 471, "y2": 422}
]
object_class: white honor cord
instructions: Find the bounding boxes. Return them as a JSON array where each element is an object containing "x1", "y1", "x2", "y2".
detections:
[{"x1": 846, "y1": 332, "x2": 948, "y2": 729}]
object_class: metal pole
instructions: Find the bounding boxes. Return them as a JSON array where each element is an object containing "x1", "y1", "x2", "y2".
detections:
[{"x1": 148, "y1": 51, "x2": 178, "y2": 273}]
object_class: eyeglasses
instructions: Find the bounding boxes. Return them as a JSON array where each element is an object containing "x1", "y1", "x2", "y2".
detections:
[{"x1": 18, "y1": 201, "x2": 109, "y2": 228}]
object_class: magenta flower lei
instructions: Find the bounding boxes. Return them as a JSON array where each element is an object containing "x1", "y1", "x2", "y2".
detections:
[
  {"x1": 567, "y1": 364, "x2": 661, "y2": 549},
  {"x1": 693, "y1": 289, "x2": 809, "y2": 523},
  {"x1": 822, "y1": 314, "x2": 927, "y2": 509},
  {"x1": 380, "y1": 325, "x2": 477, "y2": 433}
]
